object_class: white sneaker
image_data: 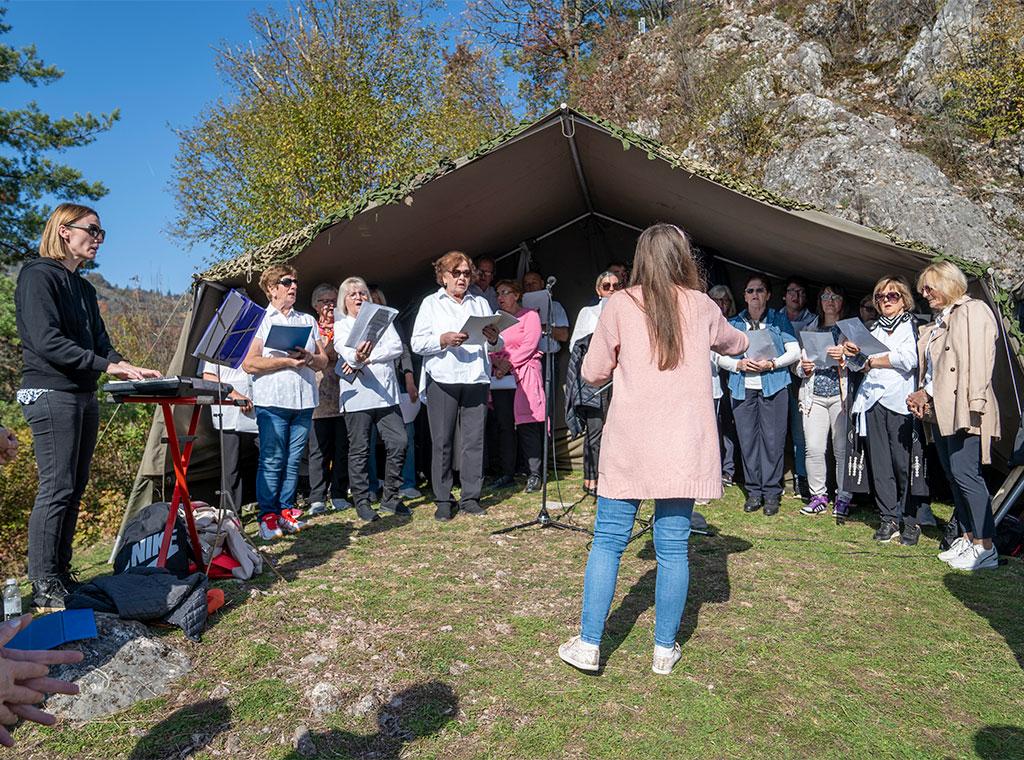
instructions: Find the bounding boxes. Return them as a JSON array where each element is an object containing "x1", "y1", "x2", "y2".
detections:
[
  {"x1": 331, "y1": 497, "x2": 352, "y2": 511},
  {"x1": 399, "y1": 487, "x2": 421, "y2": 499},
  {"x1": 307, "y1": 501, "x2": 328, "y2": 516},
  {"x1": 652, "y1": 643, "x2": 682, "y2": 675},
  {"x1": 948, "y1": 543, "x2": 999, "y2": 571},
  {"x1": 558, "y1": 636, "x2": 599, "y2": 672},
  {"x1": 938, "y1": 536, "x2": 972, "y2": 563}
]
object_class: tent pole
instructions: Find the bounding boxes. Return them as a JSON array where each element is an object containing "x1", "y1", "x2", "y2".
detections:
[
  {"x1": 561, "y1": 108, "x2": 595, "y2": 213},
  {"x1": 492, "y1": 213, "x2": 592, "y2": 263}
]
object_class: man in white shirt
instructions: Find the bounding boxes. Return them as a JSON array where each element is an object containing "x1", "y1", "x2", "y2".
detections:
[{"x1": 469, "y1": 255, "x2": 499, "y2": 311}]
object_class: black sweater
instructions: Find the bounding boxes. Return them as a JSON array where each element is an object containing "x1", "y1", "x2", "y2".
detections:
[{"x1": 15, "y1": 258, "x2": 124, "y2": 393}]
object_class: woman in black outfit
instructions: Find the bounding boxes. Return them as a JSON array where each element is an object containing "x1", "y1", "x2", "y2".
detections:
[{"x1": 15, "y1": 203, "x2": 160, "y2": 609}]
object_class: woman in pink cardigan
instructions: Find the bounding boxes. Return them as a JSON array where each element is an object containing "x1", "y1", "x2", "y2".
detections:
[{"x1": 558, "y1": 224, "x2": 748, "y2": 675}]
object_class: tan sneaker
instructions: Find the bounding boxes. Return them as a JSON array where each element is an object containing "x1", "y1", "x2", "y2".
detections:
[
  {"x1": 652, "y1": 643, "x2": 682, "y2": 675},
  {"x1": 558, "y1": 636, "x2": 599, "y2": 672}
]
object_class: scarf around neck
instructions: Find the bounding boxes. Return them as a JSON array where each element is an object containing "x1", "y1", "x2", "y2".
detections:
[{"x1": 875, "y1": 310, "x2": 911, "y2": 333}]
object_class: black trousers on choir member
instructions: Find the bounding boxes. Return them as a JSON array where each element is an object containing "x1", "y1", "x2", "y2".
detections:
[
  {"x1": 427, "y1": 382, "x2": 488, "y2": 510},
  {"x1": 581, "y1": 405, "x2": 605, "y2": 482},
  {"x1": 934, "y1": 430, "x2": 994, "y2": 540},
  {"x1": 346, "y1": 406, "x2": 406, "y2": 506},
  {"x1": 732, "y1": 388, "x2": 788, "y2": 500},
  {"x1": 307, "y1": 415, "x2": 349, "y2": 504},
  {"x1": 517, "y1": 421, "x2": 543, "y2": 478},
  {"x1": 219, "y1": 429, "x2": 257, "y2": 512},
  {"x1": 866, "y1": 403, "x2": 918, "y2": 526},
  {"x1": 487, "y1": 389, "x2": 516, "y2": 478}
]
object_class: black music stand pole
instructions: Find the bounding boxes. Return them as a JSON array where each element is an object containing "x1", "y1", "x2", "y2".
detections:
[{"x1": 493, "y1": 281, "x2": 590, "y2": 536}]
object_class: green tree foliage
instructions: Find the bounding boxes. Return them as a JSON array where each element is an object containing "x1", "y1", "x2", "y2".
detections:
[
  {"x1": 941, "y1": 0, "x2": 1024, "y2": 143},
  {"x1": 0, "y1": 5, "x2": 118, "y2": 265},
  {"x1": 171, "y1": 0, "x2": 513, "y2": 258}
]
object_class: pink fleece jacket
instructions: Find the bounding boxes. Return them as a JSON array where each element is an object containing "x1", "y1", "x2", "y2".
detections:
[{"x1": 582, "y1": 286, "x2": 749, "y2": 500}]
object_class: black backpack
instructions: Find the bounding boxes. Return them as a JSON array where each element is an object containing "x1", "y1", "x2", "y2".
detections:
[{"x1": 113, "y1": 502, "x2": 198, "y2": 577}]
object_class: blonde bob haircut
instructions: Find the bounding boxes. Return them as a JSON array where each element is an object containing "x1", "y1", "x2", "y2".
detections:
[
  {"x1": 39, "y1": 202, "x2": 99, "y2": 260},
  {"x1": 433, "y1": 251, "x2": 473, "y2": 286},
  {"x1": 872, "y1": 275, "x2": 916, "y2": 313},
  {"x1": 917, "y1": 261, "x2": 968, "y2": 305},
  {"x1": 258, "y1": 264, "x2": 297, "y2": 298},
  {"x1": 338, "y1": 276, "x2": 369, "y2": 317}
]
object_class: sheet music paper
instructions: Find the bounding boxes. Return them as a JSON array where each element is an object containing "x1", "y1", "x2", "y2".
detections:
[
  {"x1": 459, "y1": 311, "x2": 519, "y2": 345},
  {"x1": 744, "y1": 330, "x2": 777, "y2": 361},
  {"x1": 343, "y1": 302, "x2": 399, "y2": 348},
  {"x1": 800, "y1": 331, "x2": 840, "y2": 368},
  {"x1": 836, "y1": 318, "x2": 890, "y2": 356},
  {"x1": 521, "y1": 291, "x2": 550, "y2": 323}
]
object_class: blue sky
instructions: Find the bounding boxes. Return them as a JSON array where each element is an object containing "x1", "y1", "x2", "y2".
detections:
[{"x1": 4, "y1": 0, "x2": 468, "y2": 293}]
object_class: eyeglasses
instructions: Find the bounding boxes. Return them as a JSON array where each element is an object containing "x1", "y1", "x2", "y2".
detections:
[
  {"x1": 874, "y1": 292, "x2": 902, "y2": 304},
  {"x1": 496, "y1": 289, "x2": 517, "y2": 297},
  {"x1": 600, "y1": 282, "x2": 623, "y2": 292},
  {"x1": 316, "y1": 299, "x2": 337, "y2": 306},
  {"x1": 450, "y1": 269, "x2": 473, "y2": 278},
  {"x1": 919, "y1": 284, "x2": 936, "y2": 295},
  {"x1": 745, "y1": 287, "x2": 766, "y2": 295},
  {"x1": 278, "y1": 277, "x2": 298, "y2": 287},
  {"x1": 346, "y1": 290, "x2": 368, "y2": 299},
  {"x1": 65, "y1": 223, "x2": 106, "y2": 241},
  {"x1": 820, "y1": 293, "x2": 842, "y2": 302}
]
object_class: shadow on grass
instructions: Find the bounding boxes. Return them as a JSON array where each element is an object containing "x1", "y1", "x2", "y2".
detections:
[
  {"x1": 278, "y1": 681, "x2": 458, "y2": 760},
  {"x1": 973, "y1": 725, "x2": 1024, "y2": 759},
  {"x1": 600, "y1": 530, "x2": 752, "y2": 666},
  {"x1": 944, "y1": 570, "x2": 1024, "y2": 670},
  {"x1": 128, "y1": 698, "x2": 231, "y2": 759},
  {"x1": 263, "y1": 520, "x2": 356, "y2": 581}
]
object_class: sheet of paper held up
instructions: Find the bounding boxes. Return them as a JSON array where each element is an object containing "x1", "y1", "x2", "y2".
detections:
[
  {"x1": 836, "y1": 318, "x2": 889, "y2": 356},
  {"x1": 459, "y1": 311, "x2": 519, "y2": 345},
  {"x1": 744, "y1": 329, "x2": 777, "y2": 361},
  {"x1": 521, "y1": 291, "x2": 550, "y2": 323},
  {"x1": 800, "y1": 331, "x2": 839, "y2": 368},
  {"x1": 344, "y1": 303, "x2": 399, "y2": 348}
]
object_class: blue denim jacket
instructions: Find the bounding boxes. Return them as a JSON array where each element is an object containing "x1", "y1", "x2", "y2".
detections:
[{"x1": 726, "y1": 308, "x2": 797, "y2": 400}]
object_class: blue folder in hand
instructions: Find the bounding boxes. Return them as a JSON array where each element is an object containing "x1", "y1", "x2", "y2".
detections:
[
  {"x1": 6, "y1": 609, "x2": 97, "y2": 650},
  {"x1": 264, "y1": 325, "x2": 312, "y2": 352}
]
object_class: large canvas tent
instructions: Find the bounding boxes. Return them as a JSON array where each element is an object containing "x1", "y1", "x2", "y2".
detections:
[{"x1": 118, "y1": 105, "x2": 1024, "y2": 542}]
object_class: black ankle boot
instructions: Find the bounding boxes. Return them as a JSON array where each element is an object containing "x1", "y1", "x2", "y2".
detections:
[{"x1": 31, "y1": 577, "x2": 70, "y2": 610}]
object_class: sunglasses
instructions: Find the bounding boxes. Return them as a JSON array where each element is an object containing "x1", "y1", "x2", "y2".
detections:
[
  {"x1": 65, "y1": 223, "x2": 106, "y2": 241},
  {"x1": 496, "y1": 289, "x2": 517, "y2": 297},
  {"x1": 745, "y1": 287, "x2": 767, "y2": 295},
  {"x1": 874, "y1": 292, "x2": 901, "y2": 303},
  {"x1": 820, "y1": 293, "x2": 842, "y2": 302},
  {"x1": 600, "y1": 282, "x2": 623, "y2": 292},
  {"x1": 450, "y1": 269, "x2": 473, "y2": 278},
  {"x1": 919, "y1": 284, "x2": 936, "y2": 295},
  {"x1": 278, "y1": 277, "x2": 298, "y2": 287}
]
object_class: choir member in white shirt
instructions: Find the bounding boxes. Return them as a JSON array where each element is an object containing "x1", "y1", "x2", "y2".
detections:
[
  {"x1": 411, "y1": 251, "x2": 503, "y2": 521},
  {"x1": 333, "y1": 277, "x2": 410, "y2": 522}
]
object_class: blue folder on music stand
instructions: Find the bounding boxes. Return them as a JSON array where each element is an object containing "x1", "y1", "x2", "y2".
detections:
[{"x1": 192, "y1": 288, "x2": 265, "y2": 369}]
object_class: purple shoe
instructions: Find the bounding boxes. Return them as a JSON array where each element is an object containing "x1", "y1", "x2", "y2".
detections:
[
  {"x1": 800, "y1": 495, "x2": 830, "y2": 515},
  {"x1": 833, "y1": 497, "x2": 851, "y2": 524}
]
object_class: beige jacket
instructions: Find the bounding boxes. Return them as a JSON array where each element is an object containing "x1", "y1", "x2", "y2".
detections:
[{"x1": 917, "y1": 296, "x2": 1000, "y2": 463}]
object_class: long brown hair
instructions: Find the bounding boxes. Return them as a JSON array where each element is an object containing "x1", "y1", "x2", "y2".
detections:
[{"x1": 630, "y1": 223, "x2": 704, "y2": 371}]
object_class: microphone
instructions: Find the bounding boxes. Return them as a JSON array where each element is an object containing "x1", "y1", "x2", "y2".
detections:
[{"x1": 545, "y1": 276, "x2": 557, "y2": 290}]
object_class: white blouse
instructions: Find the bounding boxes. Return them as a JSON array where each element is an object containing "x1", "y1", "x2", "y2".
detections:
[
  {"x1": 411, "y1": 288, "x2": 503, "y2": 386},
  {"x1": 333, "y1": 317, "x2": 403, "y2": 413},
  {"x1": 851, "y1": 319, "x2": 918, "y2": 429},
  {"x1": 569, "y1": 300, "x2": 605, "y2": 353},
  {"x1": 250, "y1": 307, "x2": 319, "y2": 410}
]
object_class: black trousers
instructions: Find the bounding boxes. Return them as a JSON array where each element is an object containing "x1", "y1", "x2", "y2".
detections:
[
  {"x1": 427, "y1": 382, "x2": 488, "y2": 509},
  {"x1": 716, "y1": 397, "x2": 737, "y2": 480},
  {"x1": 517, "y1": 421, "x2": 544, "y2": 478},
  {"x1": 22, "y1": 391, "x2": 99, "y2": 581},
  {"x1": 581, "y1": 405, "x2": 605, "y2": 481},
  {"x1": 218, "y1": 429, "x2": 257, "y2": 512},
  {"x1": 487, "y1": 389, "x2": 516, "y2": 478},
  {"x1": 346, "y1": 406, "x2": 406, "y2": 507},
  {"x1": 866, "y1": 403, "x2": 919, "y2": 526},
  {"x1": 934, "y1": 430, "x2": 994, "y2": 540},
  {"x1": 307, "y1": 415, "x2": 349, "y2": 504},
  {"x1": 732, "y1": 388, "x2": 789, "y2": 500}
]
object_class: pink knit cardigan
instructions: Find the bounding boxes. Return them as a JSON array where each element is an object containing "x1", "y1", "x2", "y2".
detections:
[{"x1": 582, "y1": 286, "x2": 749, "y2": 500}]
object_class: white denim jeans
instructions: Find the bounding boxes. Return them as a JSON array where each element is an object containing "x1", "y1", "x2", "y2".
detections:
[{"x1": 802, "y1": 394, "x2": 851, "y2": 500}]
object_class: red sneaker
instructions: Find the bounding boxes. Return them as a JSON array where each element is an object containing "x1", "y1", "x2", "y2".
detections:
[
  {"x1": 259, "y1": 513, "x2": 283, "y2": 541},
  {"x1": 279, "y1": 508, "x2": 307, "y2": 534}
]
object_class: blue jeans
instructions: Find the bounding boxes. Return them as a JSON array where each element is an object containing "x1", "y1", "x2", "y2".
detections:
[
  {"x1": 256, "y1": 406, "x2": 313, "y2": 518},
  {"x1": 580, "y1": 497, "x2": 694, "y2": 648},
  {"x1": 401, "y1": 421, "x2": 416, "y2": 490}
]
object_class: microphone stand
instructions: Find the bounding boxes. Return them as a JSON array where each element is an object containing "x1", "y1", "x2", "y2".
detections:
[{"x1": 493, "y1": 280, "x2": 590, "y2": 536}]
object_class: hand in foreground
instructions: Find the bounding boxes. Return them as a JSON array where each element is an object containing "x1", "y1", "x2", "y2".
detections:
[
  {"x1": 230, "y1": 392, "x2": 253, "y2": 413},
  {"x1": 404, "y1": 374, "x2": 419, "y2": 403},
  {"x1": 842, "y1": 340, "x2": 860, "y2": 356},
  {"x1": 286, "y1": 348, "x2": 312, "y2": 367},
  {"x1": 107, "y1": 362, "x2": 162, "y2": 381},
  {"x1": 440, "y1": 332, "x2": 469, "y2": 349},
  {"x1": 482, "y1": 325, "x2": 499, "y2": 344},
  {"x1": 0, "y1": 427, "x2": 17, "y2": 466},
  {"x1": 800, "y1": 359, "x2": 815, "y2": 376},
  {"x1": 907, "y1": 389, "x2": 930, "y2": 419},
  {"x1": 0, "y1": 615, "x2": 84, "y2": 747},
  {"x1": 354, "y1": 340, "x2": 374, "y2": 364}
]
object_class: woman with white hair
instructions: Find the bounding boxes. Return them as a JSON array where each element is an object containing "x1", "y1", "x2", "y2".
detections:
[
  {"x1": 909, "y1": 261, "x2": 1000, "y2": 571},
  {"x1": 334, "y1": 277, "x2": 409, "y2": 522}
]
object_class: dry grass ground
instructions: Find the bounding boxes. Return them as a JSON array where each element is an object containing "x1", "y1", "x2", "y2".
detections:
[{"x1": 10, "y1": 475, "x2": 1024, "y2": 759}]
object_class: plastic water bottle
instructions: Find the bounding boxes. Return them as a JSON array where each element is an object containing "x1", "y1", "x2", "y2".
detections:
[{"x1": 3, "y1": 578, "x2": 21, "y2": 621}]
